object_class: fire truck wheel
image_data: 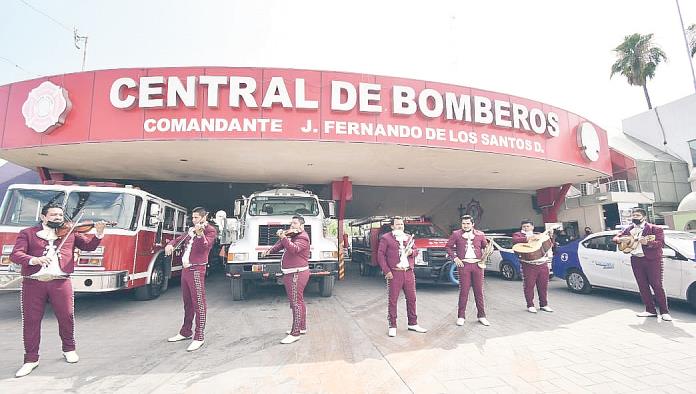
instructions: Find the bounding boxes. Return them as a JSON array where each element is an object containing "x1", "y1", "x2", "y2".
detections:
[
  {"x1": 231, "y1": 278, "x2": 246, "y2": 301},
  {"x1": 319, "y1": 276, "x2": 334, "y2": 297},
  {"x1": 134, "y1": 261, "x2": 167, "y2": 301}
]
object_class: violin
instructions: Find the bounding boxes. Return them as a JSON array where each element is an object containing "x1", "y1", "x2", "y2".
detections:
[
  {"x1": 277, "y1": 228, "x2": 301, "y2": 238},
  {"x1": 55, "y1": 220, "x2": 117, "y2": 238}
]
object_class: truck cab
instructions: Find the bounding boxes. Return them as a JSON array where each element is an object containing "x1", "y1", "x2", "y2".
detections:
[{"x1": 224, "y1": 188, "x2": 338, "y2": 300}]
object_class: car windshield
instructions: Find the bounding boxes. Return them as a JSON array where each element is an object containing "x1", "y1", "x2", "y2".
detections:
[
  {"x1": 405, "y1": 224, "x2": 446, "y2": 238},
  {"x1": 0, "y1": 189, "x2": 66, "y2": 226},
  {"x1": 65, "y1": 191, "x2": 141, "y2": 231},
  {"x1": 665, "y1": 232, "x2": 696, "y2": 259},
  {"x1": 493, "y1": 237, "x2": 513, "y2": 249},
  {"x1": 248, "y1": 196, "x2": 319, "y2": 216}
]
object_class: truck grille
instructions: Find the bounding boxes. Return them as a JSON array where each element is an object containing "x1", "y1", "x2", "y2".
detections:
[
  {"x1": 423, "y1": 247, "x2": 449, "y2": 267},
  {"x1": 258, "y1": 225, "x2": 312, "y2": 246}
]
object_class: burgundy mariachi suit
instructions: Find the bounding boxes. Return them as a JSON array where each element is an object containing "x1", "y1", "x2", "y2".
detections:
[
  {"x1": 268, "y1": 230, "x2": 311, "y2": 336},
  {"x1": 616, "y1": 223, "x2": 667, "y2": 314},
  {"x1": 446, "y1": 229, "x2": 488, "y2": 319},
  {"x1": 10, "y1": 223, "x2": 102, "y2": 363},
  {"x1": 377, "y1": 232, "x2": 420, "y2": 328},
  {"x1": 512, "y1": 232, "x2": 550, "y2": 308},
  {"x1": 168, "y1": 223, "x2": 217, "y2": 341}
]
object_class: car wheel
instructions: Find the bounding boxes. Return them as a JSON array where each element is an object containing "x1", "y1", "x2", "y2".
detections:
[
  {"x1": 500, "y1": 261, "x2": 517, "y2": 281},
  {"x1": 566, "y1": 269, "x2": 591, "y2": 294}
]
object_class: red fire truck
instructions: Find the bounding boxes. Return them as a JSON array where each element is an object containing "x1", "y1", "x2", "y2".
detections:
[
  {"x1": 0, "y1": 182, "x2": 187, "y2": 300},
  {"x1": 350, "y1": 216, "x2": 456, "y2": 285}
]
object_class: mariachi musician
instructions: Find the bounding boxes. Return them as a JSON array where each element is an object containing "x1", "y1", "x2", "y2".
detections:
[
  {"x1": 261, "y1": 215, "x2": 311, "y2": 344},
  {"x1": 165, "y1": 207, "x2": 217, "y2": 352},
  {"x1": 445, "y1": 215, "x2": 491, "y2": 326},
  {"x1": 11, "y1": 203, "x2": 106, "y2": 378},
  {"x1": 512, "y1": 219, "x2": 554, "y2": 314},
  {"x1": 612, "y1": 208, "x2": 671, "y2": 321}
]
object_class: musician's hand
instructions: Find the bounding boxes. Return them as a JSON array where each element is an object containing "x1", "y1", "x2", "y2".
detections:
[
  {"x1": 164, "y1": 245, "x2": 174, "y2": 256},
  {"x1": 278, "y1": 231, "x2": 287, "y2": 239},
  {"x1": 31, "y1": 256, "x2": 51, "y2": 266},
  {"x1": 194, "y1": 222, "x2": 204, "y2": 233},
  {"x1": 384, "y1": 271, "x2": 393, "y2": 280},
  {"x1": 640, "y1": 238, "x2": 649, "y2": 245},
  {"x1": 454, "y1": 257, "x2": 464, "y2": 267},
  {"x1": 407, "y1": 249, "x2": 413, "y2": 256},
  {"x1": 529, "y1": 235, "x2": 540, "y2": 241},
  {"x1": 261, "y1": 249, "x2": 270, "y2": 257},
  {"x1": 94, "y1": 221, "x2": 107, "y2": 236}
]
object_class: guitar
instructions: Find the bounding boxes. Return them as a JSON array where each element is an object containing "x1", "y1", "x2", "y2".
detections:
[
  {"x1": 512, "y1": 224, "x2": 562, "y2": 262},
  {"x1": 617, "y1": 234, "x2": 656, "y2": 254}
]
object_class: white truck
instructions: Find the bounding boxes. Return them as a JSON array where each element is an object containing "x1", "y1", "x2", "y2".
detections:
[{"x1": 224, "y1": 187, "x2": 339, "y2": 300}]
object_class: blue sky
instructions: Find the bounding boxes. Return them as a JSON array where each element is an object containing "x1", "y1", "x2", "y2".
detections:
[{"x1": 1, "y1": 0, "x2": 695, "y2": 135}]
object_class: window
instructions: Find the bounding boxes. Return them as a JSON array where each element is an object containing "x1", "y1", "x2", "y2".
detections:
[
  {"x1": 163, "y1": 207, "x2": 175, "y2": 231},
  {"x1": 176, "y1": 211, "x2": 186, "y2": 232},
  {"x1": 145, "y1": 201, "x2": 159, "y2": 227},
  {"x1": 0, "y1": 189, "x2": 65, "y2": 226},
  {"x1": 248, "y1": 197, "x2": 319, "y2": 216},
  {"x1": 493, "y1": 237, "x2": 513, "y2": 249},
  {"x1": 582, "y1": 235, "x2": 617, "y2": 252},
  {"x1": 65, "y1": 192, "x2": 141, "y2": 231},
  {"x1": 689, "y1": 139, "x2": 696, "y2": 166}
]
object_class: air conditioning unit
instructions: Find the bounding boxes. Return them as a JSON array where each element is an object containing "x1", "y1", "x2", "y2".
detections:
[{"x1": 580, "y1": 183, "x2": 596, "y2": 196}]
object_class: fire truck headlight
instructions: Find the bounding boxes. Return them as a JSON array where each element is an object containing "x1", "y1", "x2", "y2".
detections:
[
  {"x1": 415, "y1": 250, "x2": 427, "y2": 266},
  {"x1": 230, "y1": 253, "x2": 248, "y2": 262},
  {"x1": 321, "y1": 251, "x2": 338, "y2": 259},
  {"x1": 1, "y1": 255, "x2": 12, "y2": 266}
]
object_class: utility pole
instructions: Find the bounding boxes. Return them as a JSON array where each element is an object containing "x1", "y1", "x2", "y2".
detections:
[
  {"x1": 676, "y1": 0, "x2": 696, "y2": 94},
  {"x1": 74, "y1": 28, "x2": 88, "y2": 71}
]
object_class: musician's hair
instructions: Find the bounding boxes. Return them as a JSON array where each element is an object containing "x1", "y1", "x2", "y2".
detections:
[
  {"x1": 632, "y1": 208, "x2": 647, "y2": 217},
  {"x1": 41, "y1": 203, "x2": 63, "y2": 216},
  {"x1": 520, "y1": 219, "x2": 534, "y2": 226},
  {"x1": 292, "y1": 215, "x2": 305, "y2": 225},
  {"x1": 460, "y1": 215, "x2": 473, "y2": 223},
  {"x1": 192, "y1": 206, "x2": 208, "y2": 216},
  {"x1": 391, "y1": 216, "x2": 404, "y2": 225}
]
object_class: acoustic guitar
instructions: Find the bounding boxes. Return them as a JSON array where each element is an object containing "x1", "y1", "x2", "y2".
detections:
[
  {"x1": 617, "y1": 234, "x2": 655, "y2": 254},
  {"x1": 512, "y1": 225, "x2": 561, "y2": 262}
]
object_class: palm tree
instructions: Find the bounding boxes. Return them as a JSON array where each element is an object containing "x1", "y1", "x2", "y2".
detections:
[
  {"x1": 687, "y1": 24, "x2": 696, "y2": 57},
  {"x1": 610, "y1": 33, "x2": 667, "y2": 109}
]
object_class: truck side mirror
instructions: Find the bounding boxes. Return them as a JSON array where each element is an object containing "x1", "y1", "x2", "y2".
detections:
[
  {"x1": 234, "y1": 200, "x2": 241, "y2": 217},
  {"x1": 149, "y1": 203, "x2": 160, "y2": 217}
]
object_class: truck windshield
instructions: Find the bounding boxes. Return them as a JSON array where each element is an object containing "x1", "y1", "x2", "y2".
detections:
[
  {"x1": 65, "y1": 192, "x2": 142, "y2": 230},
  {"x1": 405, "y1": 224, "x2": 447, "y2": 238},
  {"x1": 0, "y1": 189, "x2": 66, "y2": 226},
  {"x1": 248, "y1": 196, "x2": 319, "y2": 216}
]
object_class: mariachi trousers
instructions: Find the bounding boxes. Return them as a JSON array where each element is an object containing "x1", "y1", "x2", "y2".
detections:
[
  {"x1": 179, "y1": 265, "x2": 207, "y2": 341},
  {"x1": 21, "y1": 277, "x2": 74, "y2": 363},
  {"x1": 283, "y1": 269, "x2": 310, "y2": 336},
  {"x1": 387, "y1": 269, "x2": 418, "y2": 328},
  {"x1": 631, "y1": 256, "x2": 669, "y2": 314},
  {"x1": 457, "y1": 263, "x2": 486, "y2": 319},
  {"x1": 520, "y1": 262, "x2": 549, "y2": 308}
]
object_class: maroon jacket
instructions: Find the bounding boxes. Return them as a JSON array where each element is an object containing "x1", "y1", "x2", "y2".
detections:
[
  {"x1": 11, "y1": 223, "x2": 102, "y2": 276},
  {"x1": 446, "y1": 229, "x2": 488, "y2": 260},
  {"x1": 167, "y1": 223, "x2": 217, "y2": 264},
  {"x1": 615, "y1": 223, "x2": 664, "y2": 260},
  {"x1": 268, "y1": 230, "x2": 310, "y2": 270},
  {"x1": 512, "y1": 232, "x2": 534, "y2": 245},
  {"x1": 377, "y1": 232, "x2": 419, "y2": 274}
]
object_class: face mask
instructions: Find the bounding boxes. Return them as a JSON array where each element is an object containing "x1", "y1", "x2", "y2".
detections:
[
  {"x1": 46, "y1": 220, "x2": 64, "y2": 229},
  {"x1": 631, "y1": 218, "x2": 643, "y2": 225}
]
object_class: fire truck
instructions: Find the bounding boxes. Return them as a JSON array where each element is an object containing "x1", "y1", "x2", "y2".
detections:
[
  {"x1": 0, "y1": 182, "x2": 187, "y2": 300},
  {"x1": 224, "y1": 187, "x2": 339, "y2": 300},
  {"x1": 350, "y1": 216, "x2": 456, "y2": 285}
]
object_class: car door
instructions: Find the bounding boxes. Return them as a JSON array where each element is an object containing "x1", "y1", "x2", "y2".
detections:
[
  {"x1": 579, "y1": 234, "x2": 626, "y2": 289},
  {"x1": 661, "y1": 244, "x2": 684, "y2": 299}
]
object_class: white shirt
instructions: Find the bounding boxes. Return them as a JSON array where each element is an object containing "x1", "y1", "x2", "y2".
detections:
[
  {"x1": 462, "y1": 231, "x2": 477, "y2": 260},
  {"x1": 629, "y1": 223, "x2": 646, "y2": 257},
  {"x1": 394, "y1": 231, "x2": 411, "y2": 269},
  {"x1": 182, "y1": 228, "x2": 195, "y2": 265},
  {"x1": 32, "y1": 225, "x2": 65, "y2": 277}
]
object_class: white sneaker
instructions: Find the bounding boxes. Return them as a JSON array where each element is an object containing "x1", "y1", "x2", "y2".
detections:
[
  {"x1": 540, "y1": 306, "x2": 554, "y2": 312},
  {"x1": 167, "y1": 334, "x2": 192, "y2": 342},
  {"x1": 280, "y1": 335, "x2": 301, "y2": 344},
  {"x1": 661, "y1": 313, "x2": 673, "y2": 321},
  {"x1": 456, "y1": 318, "x2": 465, "y2": 326},
  {"x1": 186, "y1": 340, "x2": 204, "y2": 352},
  {"x1": 15, "y1": 362, "x2": 39, "y2": 378},
  {"x1": 286, "y1": 329, "x2": 307, "y2": 335},
  {"x1": 527, "y1": 306, "x2": 538, "y2": 313},
  {"x1": 388, "y1": 327, "x2": 397, "y2": 337},
  {"x1": 478, "y1": 317, "x2": 491, "y2": 326},
  {"x1": 63, "y1": 351, "x2": 79, "y2": 363},
  {"x1": 407, "y1": 324, "x2": 428, "y2": 333},
  {"x1": 636, "y1": 311, "x2": 658, "y2": 317}
]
